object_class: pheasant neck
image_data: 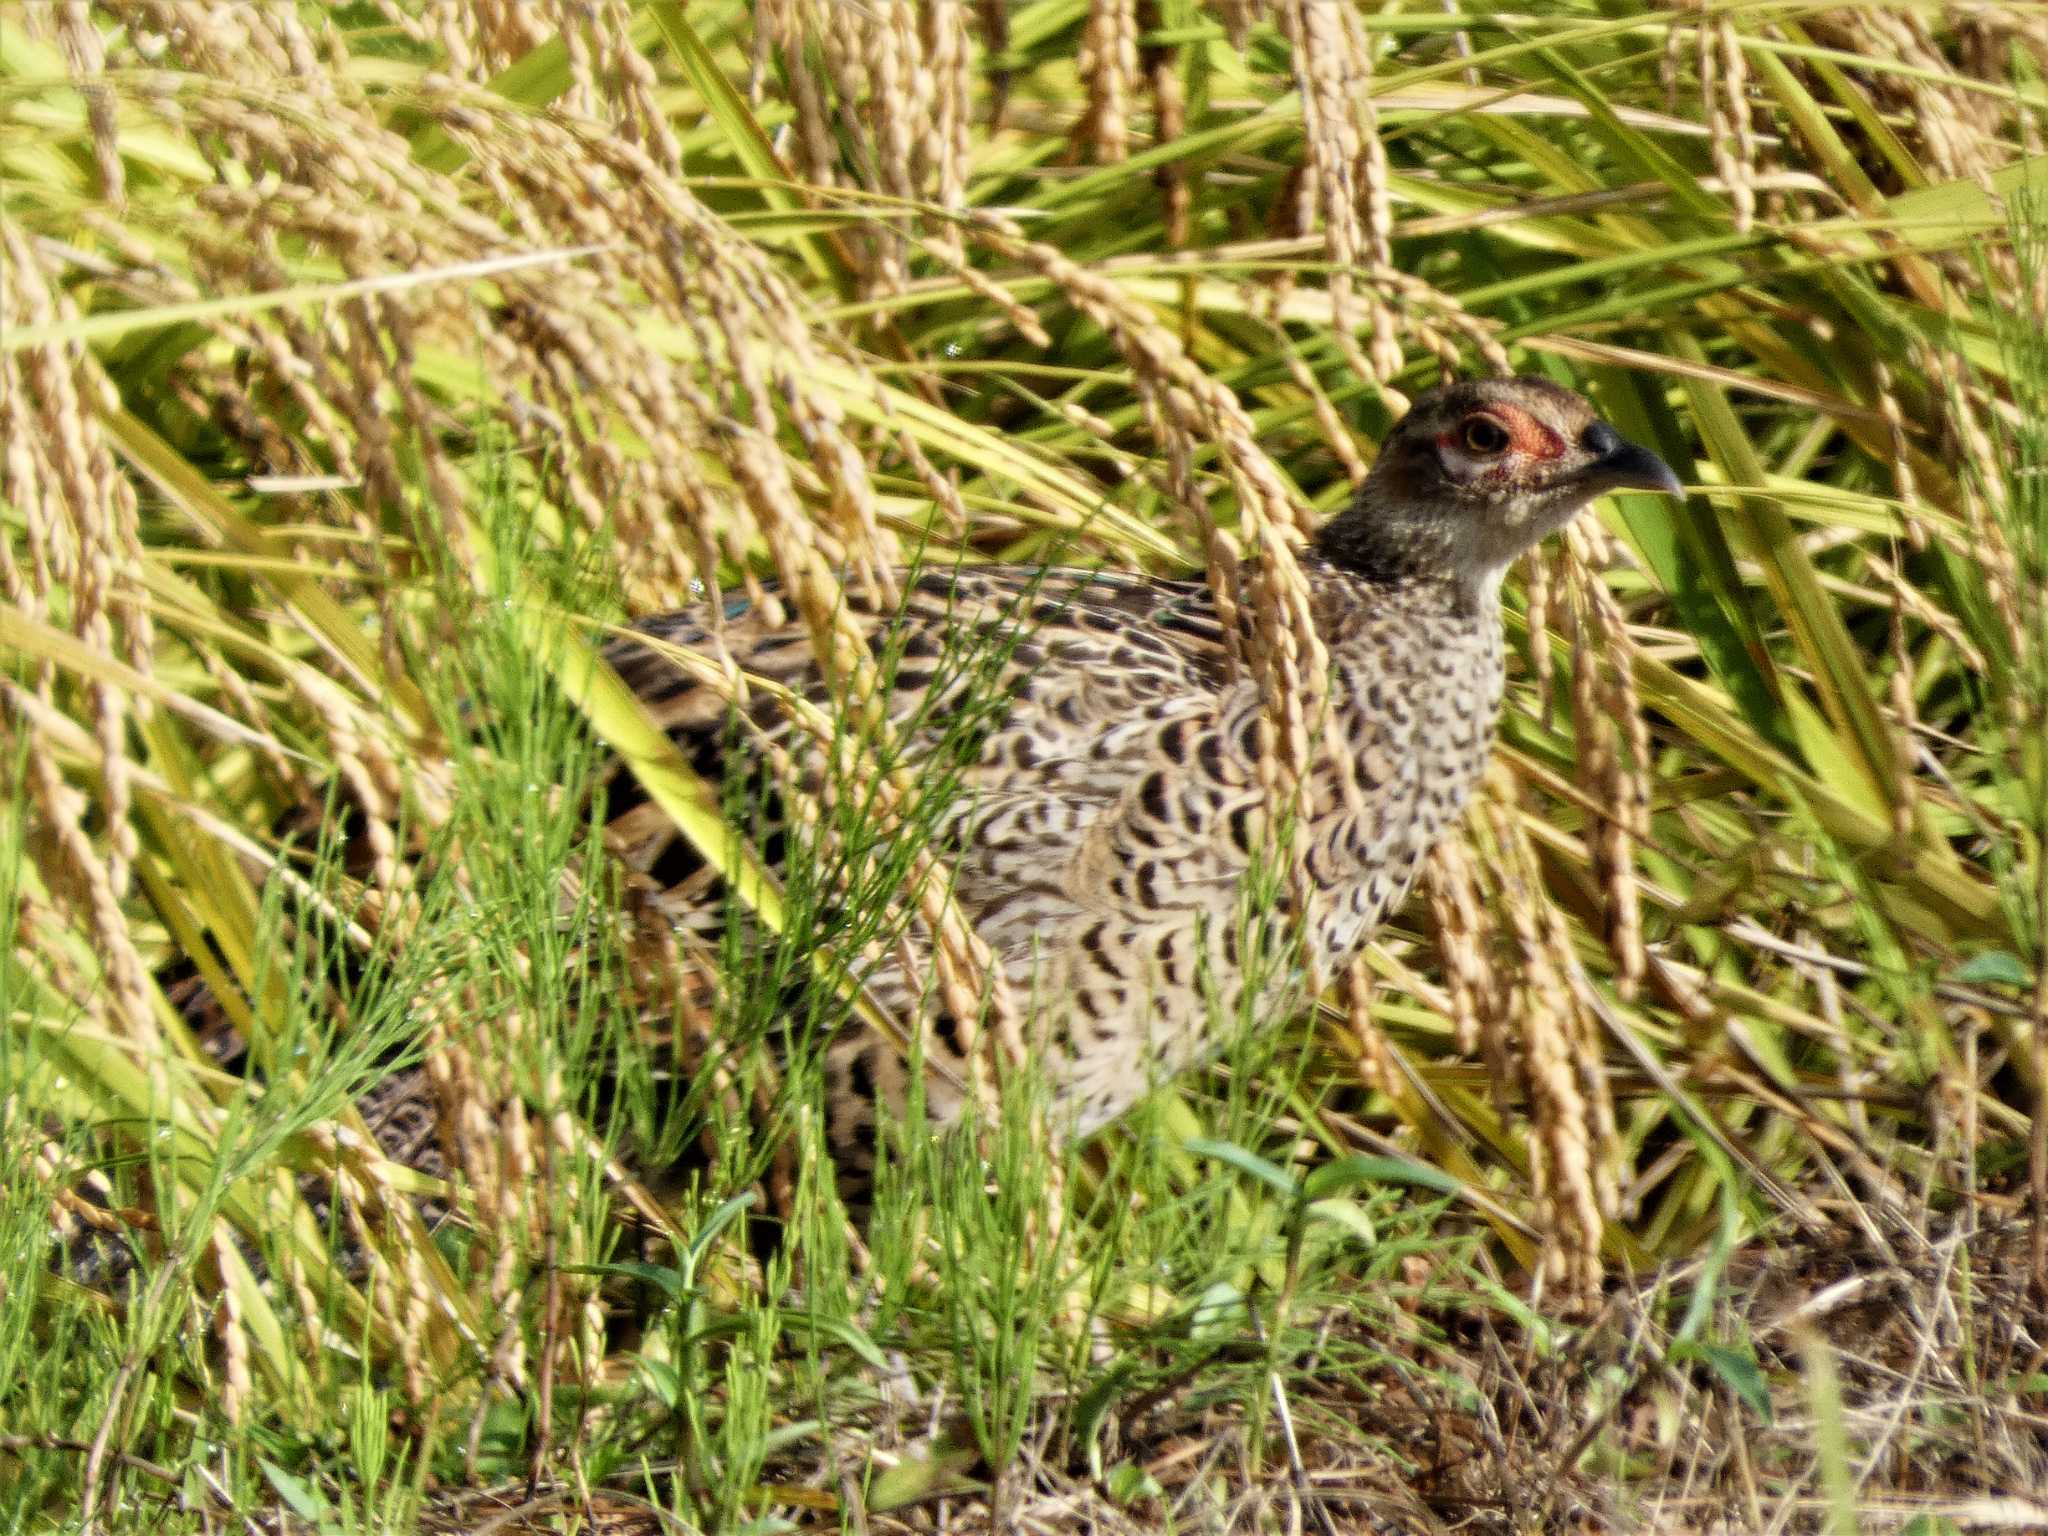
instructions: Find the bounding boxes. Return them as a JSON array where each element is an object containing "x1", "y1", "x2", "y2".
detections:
[{"x1": 1311, "y1": 502, "x2": 1511, "y2": 618}]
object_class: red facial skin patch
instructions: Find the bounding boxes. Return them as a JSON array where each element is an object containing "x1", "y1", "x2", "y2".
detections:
[
  {"x1": 1435, "y1": 404, "x2": 1566, "y2": 467},
  {"x1": 1499, "y1": 405, "x2": 1567, "y2": 460},
  {"x1": 1441, "y1": 405, "x2": 1564, "y2": 473}
]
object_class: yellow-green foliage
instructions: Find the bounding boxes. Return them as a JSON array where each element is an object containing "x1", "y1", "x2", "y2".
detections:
[{"x1": 3, "y1": 3, "x2": 2046, "y2": 1527}]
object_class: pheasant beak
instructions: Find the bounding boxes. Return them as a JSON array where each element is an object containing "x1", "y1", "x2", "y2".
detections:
[{"x1": 1579, "y1": 422, "x2": 1684, "y2": 497}]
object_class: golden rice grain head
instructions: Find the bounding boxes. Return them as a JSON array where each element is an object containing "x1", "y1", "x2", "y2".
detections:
[
  {"x1": 1524, "y1": 545, "x2": 1558, "y2": 729},
  {"x1": 1699, "y1": 14, "x2": 1756, "y2": 234},
  {"x1": 1215, "y1": 0, "x2": 1268, "y2": 53},
  {"x1": 1341, "y1": 954, "x2": 1392, "y2": 1096},
  {"x1": 1561, "y1": 530, "x2": 1648, "y2": 1000},
  {"x1": 1477, "y1": 790, "x2": 1612, "y2": 1304},
  {"x1": 1077, "y1": 0, "x2": 1140, "y2": 164},
  {"x1": 1139, "y1": 1, "x2": 1192, "y2": 245},
  {"x1": 211, "y1": 1231, "x2": 253, "y2": 1426},
  {"x1": 1422, "y1": 837, "x2": 1495, "y2": 1058}
]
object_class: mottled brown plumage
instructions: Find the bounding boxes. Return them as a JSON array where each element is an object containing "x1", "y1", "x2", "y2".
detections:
[{"x1": 605, "y1": 377, "x2": 1680, "y2": 1170}]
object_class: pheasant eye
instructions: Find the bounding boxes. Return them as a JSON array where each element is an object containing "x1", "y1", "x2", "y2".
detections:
[{"x1": 1463, "y1": 416, "x2": 1510, "y2": 455}]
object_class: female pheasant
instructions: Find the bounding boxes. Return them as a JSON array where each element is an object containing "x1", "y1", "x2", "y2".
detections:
[{"x1": 604, "y1": 377, "x2": 1680, "y2": 1173}]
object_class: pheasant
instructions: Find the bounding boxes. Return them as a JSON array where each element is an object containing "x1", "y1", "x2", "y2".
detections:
[
  {"x1": 602, "y1": 377, "x2": 1681, "y2": 1174},
  {"x1": 62, "y1": 376, "x2": 1674, "y2": 1295}
]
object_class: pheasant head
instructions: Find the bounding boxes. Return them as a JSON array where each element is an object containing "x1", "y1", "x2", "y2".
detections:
[{"x1": 1316, "y1": 377, "x2": 1682, "y2": 600}]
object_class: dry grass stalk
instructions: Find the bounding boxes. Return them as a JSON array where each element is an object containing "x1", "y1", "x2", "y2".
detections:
[
  {"x1": 1278, "y1": 0, "x2": 1400, "y2": 389},
  {"x1": 1838, "y1": 7, "x2": 2004, "y2": 190},
  {"x1": 1699, "y1": 9, "x2": 1758, "y2": 234},
  {"x1": 295, "y1": 669, "x2": 406, "y2": 898},
  {"x1": 1339, "y1": 956, "x2": 1391, "y2": 1096},
  {"x1": 1, "y1": 220, "x2": 156, "y2": 1047},
  {"x1": 578, "y1": 0, "x2": 684, "y2": 170},
  {"x1": 1422, "y1": 836, "x2": 1496, "y2": 1060},
  {"x1": 916, "y1": 227, "x2": 1056, "y2": 347},
  {"x1": 210, "y1": 1230, "x2": 253, "y2": 1426},
  {"x1": 38, "y1": 1140, "x2": 128, "y2": 1255},
  {"x1": 1215, "y1": 0, "x2": 1268, "y2": 56},
  {"x1": 1138, "y1": 0, "x2": 1191, "y2": 247},
  {"x1": 53, "y1": 3, "x2": 123, "y2": 210},
  {"x1": 331, "y1": 1160, "x2": 422, "y2": 1400},
  {"x1": 1525, "y1": 542, "x2": 1558, "y2": 728},
  {"x1": 1872, "y1": 359, "x2": 1925, "y2": 554},
  {"x1": 148, "y1": 67, "x2": 844, "y2": 607},
  {"x1": 922, "y1": 0, "x2": 974, "y2": 225},
  {"x1": 1808, "y1": 8, "x2": 2041, "y2": 296},
  {"x1": 1922, "y1": 346, "x2": 2027, "y2": 666},
  {"x1": 759, "y1": 0, "x2": 840, "y2": 196},
  {"x1": 860, "y1": 1, "x2": 925, "y2": 282},
  {"x1": 1370, "y1": 263, "x2": 1513, "y2": 381},
  {"x1": 1561, "y1": 522, "x2": 1649, "y2": 1002},
  {"x1": 759, "y1": 0, "x2": 973, "y2": 295},
  {"x1": 1076, "y1": 0, "x2": 1140, "y2": 165},
  {"x1": 71, "y1": 5, "x2": 1036, "y2": 1176},
  {"x1": 1475, "y1": 784, "x2": 1618, "y2": 1303},
  {"x1": 1863, "y1": 358, "x2": 1938, "y2": 839},
  {"x1": 1275, "y1": 330, "x2": 1368, "y2": 487}
]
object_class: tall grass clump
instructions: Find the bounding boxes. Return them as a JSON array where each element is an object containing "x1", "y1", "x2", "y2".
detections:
[{"x1": 5, "y1": 2, "x2": 2048, "y2": 1528}]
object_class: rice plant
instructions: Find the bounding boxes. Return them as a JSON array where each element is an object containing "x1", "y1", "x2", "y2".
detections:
[{"x1": 4, "y1": 2, "x2": 2046, "y2": 1529}]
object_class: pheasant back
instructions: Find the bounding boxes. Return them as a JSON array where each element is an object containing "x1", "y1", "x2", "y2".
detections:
[{"x1": 602, "y1": 556, "x2": 1507, "y2": 1177}]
